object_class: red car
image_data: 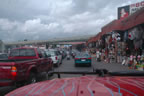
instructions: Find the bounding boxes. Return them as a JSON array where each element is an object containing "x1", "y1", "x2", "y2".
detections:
[
  {"x1": 6, "y1": 71, "x2": 144, "y2": 96},
  {"x1": 0, "y1": 47, "x2": 53, "y2": 87}
]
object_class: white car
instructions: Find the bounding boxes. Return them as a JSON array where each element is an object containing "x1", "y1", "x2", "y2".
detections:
[{"x1": 45, "y1": 49, "x2": 62, "y2": 67}]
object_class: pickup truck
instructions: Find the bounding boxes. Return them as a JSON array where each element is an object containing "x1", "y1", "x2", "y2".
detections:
[{"x1": 0, "y1": 47, "x2": 53, "y2": 87}]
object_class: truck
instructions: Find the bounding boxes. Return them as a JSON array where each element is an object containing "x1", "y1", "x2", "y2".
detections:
[{"x1": 0, "y1": 47, "x2": 53, "y2": 87}]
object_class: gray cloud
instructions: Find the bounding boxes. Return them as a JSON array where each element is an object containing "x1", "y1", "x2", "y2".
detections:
[{"x1": 0, "y1": 0, "x2": 143, "y2": 41}]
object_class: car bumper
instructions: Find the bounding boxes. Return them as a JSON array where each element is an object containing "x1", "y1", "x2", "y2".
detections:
[
  {"x1": 75, "y1": 61, "x2": 91, "y2": 64},
  {"x1": 53, "y1": 61, "x2": 59, "y2": 65},
  {"x1": 0, "y1": 79, "x2": 13, "y2": 87}
]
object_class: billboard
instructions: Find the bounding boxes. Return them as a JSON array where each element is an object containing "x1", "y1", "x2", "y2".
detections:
[{"x1": 118, "y1": 1, "x2": 144, "y2": 19}]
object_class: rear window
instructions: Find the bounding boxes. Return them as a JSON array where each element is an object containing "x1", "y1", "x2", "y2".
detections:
[
  {"x1": 0, "y1": 54, "x2": 8, "y2": 59},
  {"x1": 46, "y1": 51, "x2": 55, "y2": 56},
  {"x1": 10, "y1": 49, "x2": 36, "y2": 57}
]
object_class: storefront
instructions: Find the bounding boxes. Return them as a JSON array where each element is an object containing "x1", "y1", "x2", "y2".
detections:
[{"x1": 87, "y1": 7, "x2": 144, "y2": 70}]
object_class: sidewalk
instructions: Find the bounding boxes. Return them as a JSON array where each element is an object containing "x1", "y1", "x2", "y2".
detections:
[{"x1": 92, "y1": 57, "x2": 139, "y2": 72}]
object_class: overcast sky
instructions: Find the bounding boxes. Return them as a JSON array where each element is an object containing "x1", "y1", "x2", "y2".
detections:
[{"x1": 0, "y1": 0, "x2": 143, "y2": 42}]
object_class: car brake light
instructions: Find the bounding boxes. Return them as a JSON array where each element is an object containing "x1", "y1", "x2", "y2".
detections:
[
  {"x1": 55, "y1": 56, "x2": 58, "y2": 60},
  {"x1": 88, "y1": 58, "x2": 91, "y2": 59},
  {"x1": 11, "y1": 66, "x2": 17, "y2": 77},
  {"x1": 75, "y1": 58, "x2": 79, "y2": 60}
]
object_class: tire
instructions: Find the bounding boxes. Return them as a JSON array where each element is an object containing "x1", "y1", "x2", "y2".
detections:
[
  {"x1": 27, "y1": 73, "x2": 37, "y2": 84},
  {"x1": 54, "y1": 63, "x2": 59, "y2": 67},
  {"x1": 15, "y1": 81, "x2": 25, "y2": 88}
]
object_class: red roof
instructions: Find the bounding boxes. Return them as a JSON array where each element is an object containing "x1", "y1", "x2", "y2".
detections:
[
  {"x1": 88, "y1": 7, "x2": 144, "y2": 43},
  {"x1": 101, "y1": 20, "x2": 123, "y2": 35}
]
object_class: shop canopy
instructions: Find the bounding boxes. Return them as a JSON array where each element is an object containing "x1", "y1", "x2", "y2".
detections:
[
  {"x1": 87, "y1": 32, "x2": 102, "y2": 43},
  {"x1": 101, "y1": 20, "x2": 122, "y2": 35},
  {"x1": 101, "y1": 7, "x2": 144, "y2": 34}
]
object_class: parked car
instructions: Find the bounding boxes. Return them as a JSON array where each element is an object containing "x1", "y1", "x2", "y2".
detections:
[
  {"x1": 75, "y1": 53, "x2": 91, "y2": 67},
  {"x1": 0, "y1": 53, "x2": 8, "y2": 60},
  {"x1": 0, "y1": 47, "x2": 53, "y2": 87},
  {"x1": 45, "y1": 49, "x2": 62, "y2": 67}
]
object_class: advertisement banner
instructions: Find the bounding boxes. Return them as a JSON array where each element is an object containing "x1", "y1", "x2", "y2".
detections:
[
  {"x1": 118, "y1": 5, "x2": 130, "y2": 20},
  {"x1": 118, "y1": 1, "x2": 144, "y2": 20}
]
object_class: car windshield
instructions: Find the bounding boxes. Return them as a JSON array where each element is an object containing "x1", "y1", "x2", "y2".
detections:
[{"x1": 1, "y1": 0, "x2": 144, "y2": 96}]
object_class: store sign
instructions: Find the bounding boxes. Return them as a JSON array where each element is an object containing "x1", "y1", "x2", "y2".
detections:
[
  {"x1": 130, "y1": 1, "x2": 144, "y2": 14},
  {"x1": 118, "y1": 1, "x2": 144, "y2": 20}
]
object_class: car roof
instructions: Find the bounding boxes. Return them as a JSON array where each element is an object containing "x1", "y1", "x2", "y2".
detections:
[{"x1": 6, "y1": 76, "x2": 144, "y2": 96}]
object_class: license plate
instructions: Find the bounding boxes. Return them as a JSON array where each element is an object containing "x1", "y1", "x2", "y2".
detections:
[{"x1": 81, "y1": 59, "x2": 86, "y2": 61}]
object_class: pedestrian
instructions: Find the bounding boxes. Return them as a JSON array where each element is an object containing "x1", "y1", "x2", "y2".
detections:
[{"x1": 96, "y1": 49, "x2": 101, "y2": 62}]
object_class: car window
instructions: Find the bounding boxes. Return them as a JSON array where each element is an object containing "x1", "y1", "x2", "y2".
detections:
[
  {"x1": 41, "y1": 50, "x2": 47, "y2": 58},
  {"x1": 10, "y1": 49, "x2": 36, "y2": 56},
  {"x1": 46, "y1": 51, "x2": 55, "y2": 56},
  {"x1": 0, "y1": 54, "x2": 8, "y2": 59}
]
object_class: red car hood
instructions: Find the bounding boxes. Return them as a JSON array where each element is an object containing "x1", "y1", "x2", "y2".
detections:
[{"x1": 6, "y1": 76, "x2": 144, "y2": 96}]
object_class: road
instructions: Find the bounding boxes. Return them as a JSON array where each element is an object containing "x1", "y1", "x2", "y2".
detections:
[{"x1": 0, "y1": 56, "x2": 137, "y2": 96}]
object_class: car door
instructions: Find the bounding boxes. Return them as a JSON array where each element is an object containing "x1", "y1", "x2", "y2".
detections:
[
  {"x1": 41, "y1": 50, "x2": 49, "y2": 71},
  {"x1": 56, "y1": 51, "x2": 62, "y2": 63}
]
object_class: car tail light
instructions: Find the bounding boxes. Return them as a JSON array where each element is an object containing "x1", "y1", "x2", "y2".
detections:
[
  {"x1": 88, "y1": 58, "x2": 91, "y2": 59},
  {"x1": 11, "y1": 66, "x2": 17, "y2": 77},
  {"x1": 75, "y1": 58, "x2": 79, "y2": 60},
  {"x1": 55, "y1": 56, "x2": 58, "y2": 60}
]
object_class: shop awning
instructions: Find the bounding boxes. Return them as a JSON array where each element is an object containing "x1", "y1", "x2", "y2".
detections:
[
  {"x1": 101, "y1": 20, "x2": 123, "y2": 35},
  {"x1": 87, "y1": 7, "x2": 144, "y2": 44}
]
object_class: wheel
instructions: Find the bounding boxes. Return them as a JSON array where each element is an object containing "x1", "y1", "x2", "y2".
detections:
[
  {"x1": 15, "y1": 81, "x2": 25, "y2": 88},
  {"x1": 54, "y1": 62, "x2": 59, "y2": 67},
  {"x1": 27, "y1": 73, "x2": 37, "y2": 84}
]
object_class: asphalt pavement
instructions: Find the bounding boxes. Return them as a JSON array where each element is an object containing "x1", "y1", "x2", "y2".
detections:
[{"x1": 0, "y1": 56, "x2": 138, "y2": 96}]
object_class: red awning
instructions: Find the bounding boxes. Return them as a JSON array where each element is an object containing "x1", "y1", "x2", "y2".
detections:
[{"x1": 88, "y1": 7, "x2": 144, "y2": 44}]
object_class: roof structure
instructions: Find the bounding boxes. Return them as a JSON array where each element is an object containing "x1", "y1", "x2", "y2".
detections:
[{"x1": 88, "y1": 7, "x2": 144, "y2": 43}]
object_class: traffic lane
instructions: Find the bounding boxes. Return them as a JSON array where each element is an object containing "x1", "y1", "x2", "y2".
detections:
[
  {"x1": 55, "y1": 57, "x2": 93, "y2": 71},
  {"x1": 52, "y1": 56, "x2": 138, "y2": 79},
  {"x1": 1, "y1": 56, "x2": 138, "y2": 95},
  {"x1": 51, "y1": 57, "x2": 94, "y2": 79}
]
